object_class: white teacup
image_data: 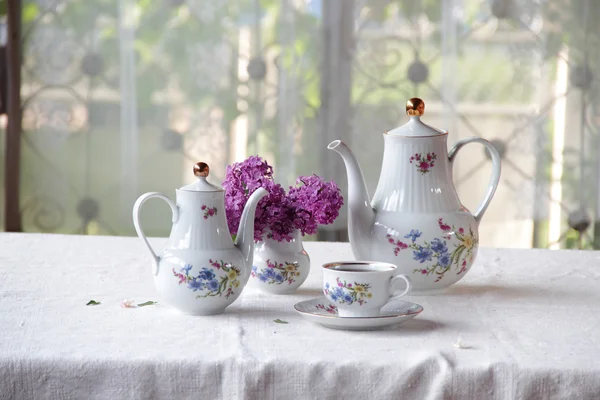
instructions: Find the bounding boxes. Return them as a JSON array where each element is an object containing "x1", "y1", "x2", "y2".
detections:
[{"x1": 322, "y1": 261, "x2": 411, "y2": 318}]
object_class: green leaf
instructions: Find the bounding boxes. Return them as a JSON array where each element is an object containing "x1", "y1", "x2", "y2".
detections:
[
  {"x1": 22, "y1": 3, "x2": 40, "y2": 23},
  {"x1": 86, "y1": 300, "x2": 101, "y2": 306},
  {"x1": 273, "y1": 319, "x2": 289, "y2": 324},
  {"x1": 137, "y1": 301, "x2": 157, "y2": 307}
]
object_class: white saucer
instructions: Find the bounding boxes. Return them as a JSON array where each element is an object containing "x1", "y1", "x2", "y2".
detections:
[{"x1": 294, "y1": 297, "x2": 423, "y2": 331}]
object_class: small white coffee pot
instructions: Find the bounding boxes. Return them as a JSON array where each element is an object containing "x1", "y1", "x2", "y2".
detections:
[{"x1": 133, "y1": 162, "x2": 267, "y2": 315}]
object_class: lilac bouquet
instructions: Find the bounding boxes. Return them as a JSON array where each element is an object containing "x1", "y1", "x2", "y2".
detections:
[{"x1": 222, "y1": 156, "x2": 344, "y2": 242}]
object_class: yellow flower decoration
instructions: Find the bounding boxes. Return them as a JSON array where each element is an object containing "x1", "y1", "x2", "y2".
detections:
[
  {"x1": 228, "y1": 270, "x2": 238, "y2": 280},
  {"x1": 285, "y1": 264, "x2": 296, "y2": 272},
  {"x1": 463, "y1": 236, "x2": 474, "y2": 249},
  {"x1": 354, "y1": 285, "x2": 365, "y2": 293},
  {"x1": 367, "y1": 293, "x2": 373, "y2": 298}
]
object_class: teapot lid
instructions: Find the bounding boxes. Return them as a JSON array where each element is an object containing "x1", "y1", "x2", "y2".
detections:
[
  {"x1": 385, "y1": 98, "x2": 447, "y2": 137},
  {"x1": 179, "y1": 162, "x2": 223, "y2": 192}
]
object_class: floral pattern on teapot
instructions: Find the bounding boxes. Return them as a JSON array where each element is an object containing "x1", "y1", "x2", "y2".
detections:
[
  {"x1": 172, "y1": 259, "x2": 241, "y2": 299},
  {"x1": 409, "y1": 152, "x2": 437, "y2": 174},
  {"x1": 323, "y1": 278, "x2": 372, "y2": 306},
  {"x1": 250, "y1": 259, "x2": 300, "y2": 285},
  {"x1": 386, "y1": 218, "x2": 478, "y2": 282},
  {"x1": 200, "y1": 205, "x2": 218, "y2": 219},
  {"x1": 328, "y1": 97, "x2": 500, "y2": 294}
]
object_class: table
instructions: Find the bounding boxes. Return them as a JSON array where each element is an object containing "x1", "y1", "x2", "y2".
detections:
[{"x1": 1, "y1": 233, "x2": 600, "y2": 399}]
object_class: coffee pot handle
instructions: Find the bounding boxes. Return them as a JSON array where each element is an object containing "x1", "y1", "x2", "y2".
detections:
[
  {"x1": 448, "y1": 137, "x2": 501, "y2": 224},
  {"x1": 133, "y1": 192, "x2": 179, "y2": 276}
]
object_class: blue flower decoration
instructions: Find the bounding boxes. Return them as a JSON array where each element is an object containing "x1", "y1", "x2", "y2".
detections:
[
  {"x1": 438, "y1": 253, "x2": 451, "y2": 268},
  {"x1": 265, "y1": 268, "x2": 276, "y2": 278},
  {"x1": 259, "y1": 274, "x2": 268, "y2": 282},
  {"x1": 431, "y1": 238, "x2": 448, "y2": 254},
  {"x1": 207, "y1": 279, "x2": 219, "y2": 291},
  {"x1": 343, "y1": 294, "x2": 353, "y2": 303},
  {"x1": 198, "y1": 268, "x2": 215, "y2": 281},
  {"x1": 413, "y1": 246, "x2": 433, "y2": 263},
  {"x1": 183, "y1": 264, "x2": 193, "y2": 274},
  {"x1": 275, "y1": 275, "x2": 284, "y2": 283},
  {"x1": 188, "y1": 278, "x2": 204, "y2": 291},
  {"x1": 404, "y1": 229, "x2": 422, "y2": 243}
]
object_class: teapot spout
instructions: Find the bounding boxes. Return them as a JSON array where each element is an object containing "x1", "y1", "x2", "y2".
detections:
[
  {"x1": 235, "y1": 188, "x2": 268, "y2": 265},
  {"x1": 328, "y1": 140, "x2": 375, "y2": 257}
]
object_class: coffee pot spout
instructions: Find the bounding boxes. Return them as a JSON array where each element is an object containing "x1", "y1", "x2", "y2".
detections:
[
  {"x1": 327, "y1": 140, "x2": 375, "y2": 258},
  {"x1": 235, "y1": 188, "x2": 269, "y2": 266}
]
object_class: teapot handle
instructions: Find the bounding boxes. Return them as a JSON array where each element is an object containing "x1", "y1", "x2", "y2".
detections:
[
  {"x1": 448, "y1": 137, "x2": 501, "y2": 225},
  {"x1": 133, "y1": 192, "x2": 179, "y2": 276}
]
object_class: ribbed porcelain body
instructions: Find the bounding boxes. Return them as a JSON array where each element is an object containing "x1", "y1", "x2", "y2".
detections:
[
  {"x1": 367, "y1": 134, "x2": 478, "y2": 294},
  {"x1": 372, "y1": 134, "x2": 461, "y2": 212}
]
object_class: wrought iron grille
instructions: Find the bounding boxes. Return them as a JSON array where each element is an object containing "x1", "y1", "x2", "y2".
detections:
[{"x1": 2, "y1": 0, "x2": 600, "y2": 249}]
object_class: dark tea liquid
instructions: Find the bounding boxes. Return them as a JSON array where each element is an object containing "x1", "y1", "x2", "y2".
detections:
[{"x1": 324, "y1": 263, "x2": 396, "y2": 272}]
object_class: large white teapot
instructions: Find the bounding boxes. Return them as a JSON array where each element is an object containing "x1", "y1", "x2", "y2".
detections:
[
  {"x1": 329, "y1": 98, "x2": 501, "y2": 295},
  {"x1": 133, "y1": 162, "x2": 267, "y2": 314}
]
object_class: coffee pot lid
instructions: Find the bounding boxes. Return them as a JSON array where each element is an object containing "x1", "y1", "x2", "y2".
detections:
[
  {"x1": 385, "y1": 98, "x2": 447, "y2": 137},
  {"x1": 179, "y1": 162, "x2": 223, "y2": 192}
]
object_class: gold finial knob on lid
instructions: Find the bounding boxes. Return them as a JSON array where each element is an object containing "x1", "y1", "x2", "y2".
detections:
[
  {"x1": 193, "y1": 162, "x2": 210, "y2": 177},
  {"x1": 406, "y1": 97, "x2": 425, "y2": 116}
]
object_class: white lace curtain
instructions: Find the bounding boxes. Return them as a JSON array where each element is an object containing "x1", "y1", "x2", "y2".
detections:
[{"x1": 3, "y1": 0, "x2": 600, "y2": 249}]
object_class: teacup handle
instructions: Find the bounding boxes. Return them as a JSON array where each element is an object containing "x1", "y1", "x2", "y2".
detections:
[
  {"x1": 388, "y1": 274, "x2": 412, "y2": 301},
  {"x1": 133, "y1": 192, "x2": 179, "y2": 276}
]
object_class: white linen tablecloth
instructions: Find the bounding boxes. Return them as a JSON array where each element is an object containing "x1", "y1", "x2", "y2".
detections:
[{"x1": 1, "y1": 233, "x2": 600, "y2": 400}]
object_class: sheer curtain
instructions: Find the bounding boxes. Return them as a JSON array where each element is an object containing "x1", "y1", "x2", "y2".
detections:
[{"x1": 5, "y1": 0, "x2": 600, "y2": 249}]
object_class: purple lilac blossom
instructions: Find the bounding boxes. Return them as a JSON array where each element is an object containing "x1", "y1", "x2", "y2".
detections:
[
  {"x1": 223, "y1": 156, "x2": 285, "y2": 241},
  {"x1": 222, "y1": 157, "x2": 344, "y2": 241},
  {"x1": 288, "y1": 174, "x2": 344, "y2": 236}
]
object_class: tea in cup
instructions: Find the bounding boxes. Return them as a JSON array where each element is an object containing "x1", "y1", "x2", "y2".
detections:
[{"x1": 322, "y1": 261, "x2": 411, "y2": 317}]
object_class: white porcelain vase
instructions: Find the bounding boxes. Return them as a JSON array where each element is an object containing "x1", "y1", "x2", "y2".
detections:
[{"x1": 250, "y1": 230, "x2": 310, "y2": 294}]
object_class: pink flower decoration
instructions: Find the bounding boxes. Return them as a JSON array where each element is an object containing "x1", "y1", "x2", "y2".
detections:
[
  {"x1": 120, "y1": 299, "x2": 137, "y2": 308},
  {"x1": 438, "y1": 218, "x2": 451, "y2": 231},
  {"x1": 411, "y1": 152, "x2": 437, "y2": 174}
]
